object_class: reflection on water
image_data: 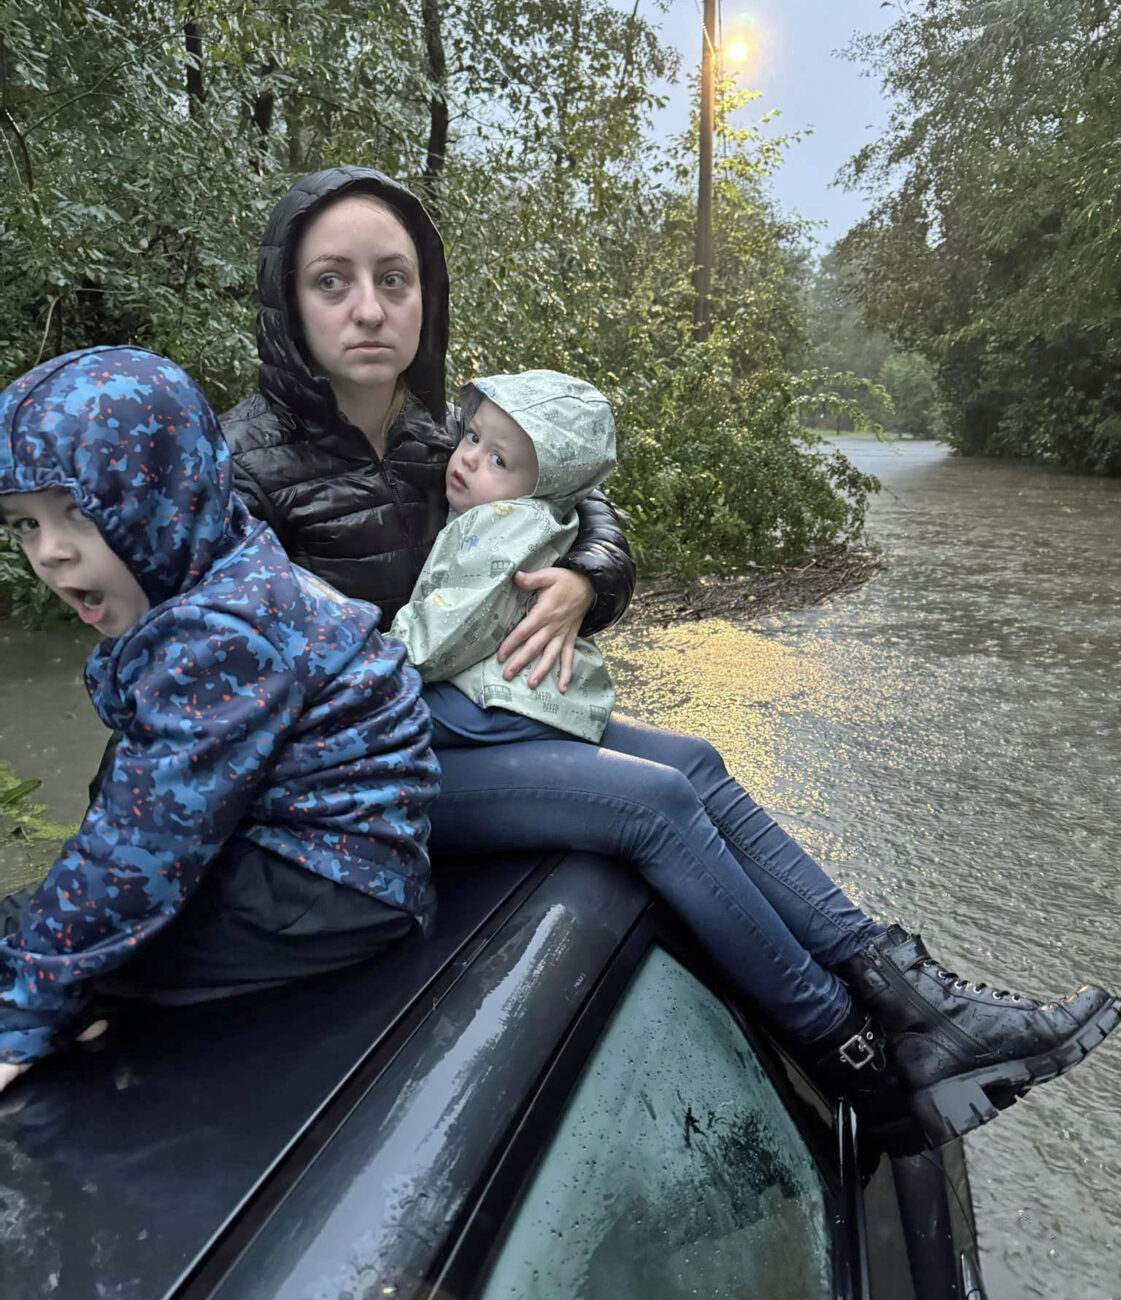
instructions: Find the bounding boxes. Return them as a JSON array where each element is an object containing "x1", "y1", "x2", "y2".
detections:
[
  {"x1": 604, "y1": 437, "x2": 1121, "y2": 1300},
  {"x1": 0, "y1": 438, "x2": 1118, "y2": 1297}
]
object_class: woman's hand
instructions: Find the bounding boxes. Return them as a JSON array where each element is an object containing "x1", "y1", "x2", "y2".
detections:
[{"x1": 498, "y1": 568, "x2": 594, "y2": 692}]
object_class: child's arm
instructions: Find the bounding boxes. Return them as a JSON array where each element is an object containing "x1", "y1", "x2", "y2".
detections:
[
  {"x1": 390, "y1": 504, "x2": 566, "y2": 681},
  {"x1": 0, "y1": 608, "x2": 306, "y2": 1072},
  {"x1": 0, "y1": 1019, "x2": 106, "y2": 1094}
]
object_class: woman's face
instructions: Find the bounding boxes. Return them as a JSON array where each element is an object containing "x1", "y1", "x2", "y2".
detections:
[{"x1": 294, "y1": 196, "x2": 423, "y2": 399}]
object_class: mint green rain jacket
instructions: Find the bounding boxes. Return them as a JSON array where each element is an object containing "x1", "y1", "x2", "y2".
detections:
[{"x1": 389, "y1": 370, "x2": 617, "y2": 743}]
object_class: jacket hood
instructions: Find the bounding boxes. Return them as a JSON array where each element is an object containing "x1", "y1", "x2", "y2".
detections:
[
  {"x1": 461, "y1": 371, "x2": 615, "y2": 513},
  {"x1": 257, "y1": 167, "x2": 450, "y2": 427},
  {"x1": 0, "y1": 347, "x2": 243, "y2": 606}
]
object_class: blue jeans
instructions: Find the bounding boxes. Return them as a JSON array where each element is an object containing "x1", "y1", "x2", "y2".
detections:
[{"x1": 427, "y1": 699, "x2": 883, "y2": 1043}]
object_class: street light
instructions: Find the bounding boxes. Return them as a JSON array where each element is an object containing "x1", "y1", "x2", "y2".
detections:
[
  {"x1": 693, "y1": 15, "x2": 749, "y2": 340},
  {"x1": 692, "y1": 0, "x2": 717, "y2": 341}
]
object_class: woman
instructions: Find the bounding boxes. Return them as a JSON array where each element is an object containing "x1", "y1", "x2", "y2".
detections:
[
  {"x1": 222, "y1": 169, "x2": 629, "y2": 670},
  {"x1": 222, "y1": 166, "x2": 1119, "y2": 1153}
]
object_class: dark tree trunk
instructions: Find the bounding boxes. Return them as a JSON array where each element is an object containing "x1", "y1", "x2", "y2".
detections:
[
  {"x1": 251, "y1": 95, "x2": 274, "y2": 173},
  {"x1": 247, "y1": 58, "x2": 276, "y2": 174},
  {"x1": 252, "y1": 91, "x2": 274, "y2": 143},
  {"x1": 184, "y1": 21, "x2": 205, "y2": 116},
  {"x1": 422, "y1": 0, "x2": 447, "y2": 219},
  {"x1": 0, "y1": 37, "x2": 33, "y2": 187},
  {"x1": 285, "y1": 103, "x2": 302, "y2": 170}
]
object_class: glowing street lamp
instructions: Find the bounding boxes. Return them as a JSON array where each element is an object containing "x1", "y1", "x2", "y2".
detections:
[{"x1": 694, "y1": 21, "x2": 750, "y2": 341}]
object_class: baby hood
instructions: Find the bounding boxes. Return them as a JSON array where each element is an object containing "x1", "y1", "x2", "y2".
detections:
[
  {"x1": 461, "y1": 371, "x2": 615, "y2": 513},
  {"x1": 0, "y1": 347, "x2": 240, "y2": 606}
]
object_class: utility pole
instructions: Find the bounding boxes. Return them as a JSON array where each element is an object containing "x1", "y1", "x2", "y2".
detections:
[{"x1": 693, "y1": 0, "x2": 715, "y2": 341}]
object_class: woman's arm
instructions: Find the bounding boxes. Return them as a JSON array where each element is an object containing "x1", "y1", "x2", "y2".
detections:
[
  {"x1": 495, "y1": 568, "x2": 593, "y2": 693},
  {"x1": 557, "y1": 489, "x2": 634, "y2": 634},
  {"x1": 220, "y1": 397, "x2": 290, "y2": 539},
  {"x1": 230, "y1": 458, "x2": 270, "y2": 520}
]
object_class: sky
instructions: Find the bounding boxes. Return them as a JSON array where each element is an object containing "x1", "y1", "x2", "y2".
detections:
[{"x1": 632, "y1": 0, "x2": 898, "y2": 248}]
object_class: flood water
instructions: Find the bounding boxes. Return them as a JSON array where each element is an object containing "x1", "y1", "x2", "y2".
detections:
[
  {"x1": 603, "y1": 436, "x2": 1121, "y2": 1300},
  {"x1": 1, "y1": 437, "x2": 1119, "y2": 1296}
]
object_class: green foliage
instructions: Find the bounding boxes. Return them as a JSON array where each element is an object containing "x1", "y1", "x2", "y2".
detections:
[
  {"x1": 0, "y1": 0, "x2": 877, "y2": 588},
  {"x1": 838, "y1": 0, "x2": 1121, "y2": 472},
  {"x1": 794, "y1": 367, "x2": 892, "y2": 438},
  {"x1": 609, "y1": 344, "x2": 876, "y2": 579},
  {"x1": 0, "y1": 762, "x2": 76, "y2": 845},
  {"x1": 442, "y1": 63, "x2": 877, "y2": 576},
  {"x1": 877, "y1": 352, "x2": 941, "y2": 438},
  {"x1": 0, "y1": 529, "x2": 72, "y2": 624},
  {"x1": 0, "y1": 761, "x2": 74, "y2": 894},
  {"x1": 794, "y1": 248, "x2": 938, "y2": 436}
]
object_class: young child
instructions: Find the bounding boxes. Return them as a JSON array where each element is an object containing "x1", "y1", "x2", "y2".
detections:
[
  {"x1": 0, "y1": 347, "x2": 439, "y2": 1092},
  {"x1": 390, "y1": 371, "x2": 617, "y2": 746},
  {"x1": 390, "y1": 369, "x2": 1120, "y2": 1155}
]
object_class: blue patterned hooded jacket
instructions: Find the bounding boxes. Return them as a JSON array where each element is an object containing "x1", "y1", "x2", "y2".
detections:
[{"x1": 0, "y1": 347, "x2": 440, "y2": 1064}]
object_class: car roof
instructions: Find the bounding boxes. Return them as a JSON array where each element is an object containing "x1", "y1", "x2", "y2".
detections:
[{"x1": 0, "y1": 853, "x2": 649, "y2": 1300}]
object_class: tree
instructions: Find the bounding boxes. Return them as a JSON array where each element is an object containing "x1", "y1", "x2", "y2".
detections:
[
  {"x1": 837, "y1": 0, "x2": 1121, "y2": 473},
  {"x1": 0, "y1": 0, "x2": 879, "y2": 614},
  {"x1": 794, "y1": 249, "x2": 940, "y2": 436},
  {"x1": 878, "y1": 353, "x2": 939, "y2": 438}
]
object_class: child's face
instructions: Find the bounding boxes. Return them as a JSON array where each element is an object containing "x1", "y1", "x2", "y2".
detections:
[
  {"x1": 0, "y1": 488, "x2": 149, "y2": 637},
  {"x1": 446, "y1": 398, "x2": 539, "y2": 511}
]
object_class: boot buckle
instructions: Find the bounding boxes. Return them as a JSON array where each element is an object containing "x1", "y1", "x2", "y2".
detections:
[{"x1": 838, "y1": 1032, "x2": 876, "y2": 1070}]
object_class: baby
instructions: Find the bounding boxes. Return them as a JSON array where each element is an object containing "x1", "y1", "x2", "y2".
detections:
[{"x1": 391, "y1": 370, "x2": 616, "y2": 744}]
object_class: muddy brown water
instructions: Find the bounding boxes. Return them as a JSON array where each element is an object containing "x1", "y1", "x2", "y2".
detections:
[{"x1": 1, "y1": 436, "x2": 1119, "y2": 1297}]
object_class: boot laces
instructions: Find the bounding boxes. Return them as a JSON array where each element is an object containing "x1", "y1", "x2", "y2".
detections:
[{"x1": 924, "y1": 960, "x2": 1026, "y2": 1003}]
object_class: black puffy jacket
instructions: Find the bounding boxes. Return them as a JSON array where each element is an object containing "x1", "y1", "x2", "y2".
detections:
[{"x1": 221, "y1": 167, "x2": 634, "y2": 629}]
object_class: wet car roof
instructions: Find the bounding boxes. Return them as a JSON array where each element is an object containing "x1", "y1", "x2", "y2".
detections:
[{"x1": 0, "y1": 852, "x2": 648, "y2": 1300}]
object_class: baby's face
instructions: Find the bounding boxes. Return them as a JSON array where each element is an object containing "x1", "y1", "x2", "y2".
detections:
[
  {"x1": 0, "y1": 487, "x2": 149, "y2": 638},
  {"x1": 446, "y1": 397, "x2": 539, "y2": 512}
]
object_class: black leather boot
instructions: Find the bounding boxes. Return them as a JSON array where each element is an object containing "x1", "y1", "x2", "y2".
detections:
[
  {"x1": 805, "y1": 1005, "x2": 928, "y2": 1156},
  {"x1": 837, "y1": 925, "x2": 1121, "y2": 1147}
]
